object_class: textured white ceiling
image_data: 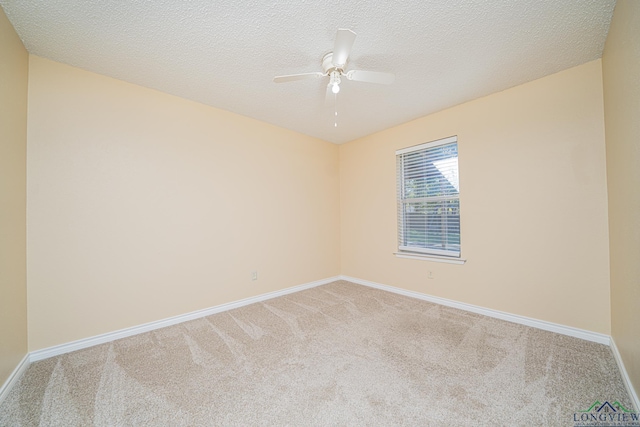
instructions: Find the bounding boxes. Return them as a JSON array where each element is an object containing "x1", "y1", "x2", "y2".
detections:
[{"x1": 1, "y1": 0, "x2": 615, "y2": 144}]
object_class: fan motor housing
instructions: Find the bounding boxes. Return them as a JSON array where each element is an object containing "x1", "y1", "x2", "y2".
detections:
[{"x1": 322, "y1": 52, "x2": 344, "y2": 75}]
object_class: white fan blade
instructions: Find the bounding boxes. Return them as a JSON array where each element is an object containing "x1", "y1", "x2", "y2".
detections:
[
  {"x1": 332, "y1": 29, "x2": 356, "y2": 68},
  {"x1": 273, "y1": 72, "x2": 324, "y2": 83},
  {"x1": 325, "y1": 83, "x2": 335, "y2": 107},
  {"x1": 345, "y1": 70, "x2": 395, "y2": 85}
]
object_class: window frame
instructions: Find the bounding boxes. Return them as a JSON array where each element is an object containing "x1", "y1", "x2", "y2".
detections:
[{"x1": 396, "y1": 135, "x2": 461, "y2": 258}]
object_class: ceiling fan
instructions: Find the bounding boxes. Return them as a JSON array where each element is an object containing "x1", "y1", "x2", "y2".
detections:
[{"x1": 273, "y1": 29, "x2": 395, "y2": 102}]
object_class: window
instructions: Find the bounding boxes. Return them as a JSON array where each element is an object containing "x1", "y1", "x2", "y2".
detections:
[{"x1": 396, "y1": 136, "x2": 460, "y2": 258}]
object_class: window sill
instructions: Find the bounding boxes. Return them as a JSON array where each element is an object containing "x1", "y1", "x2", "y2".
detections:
[{"x1": 394, "y1": 252, "x2": 466, "y2": 265}]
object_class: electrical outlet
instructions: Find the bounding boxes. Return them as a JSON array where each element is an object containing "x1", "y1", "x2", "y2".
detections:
[{"x1": 251, "y1": 271, "x2": 258, "y2": 281}]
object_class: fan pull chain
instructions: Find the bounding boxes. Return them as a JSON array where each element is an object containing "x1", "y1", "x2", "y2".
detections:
[{"x1": 334, "y1": 93, "x2": 338, "y2": 127}]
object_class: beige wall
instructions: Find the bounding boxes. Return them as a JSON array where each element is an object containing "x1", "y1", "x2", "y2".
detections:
[
  {"x1": 26, "y1": 56, "x2": 340, "y2": 351},
  {"x1": 340, "y1": 60, "x2": 611, "y2": 334},
  {"x1": 0, "y1": 6, "x2": 29, "y2": 384},
  {"x1": 603, "y1": 0, "x2": 640, "y2": 399}
]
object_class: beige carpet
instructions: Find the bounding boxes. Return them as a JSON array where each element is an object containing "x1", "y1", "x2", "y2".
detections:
[{"x1": 0, "y1": 280, "x2": 632, "y2": 426}]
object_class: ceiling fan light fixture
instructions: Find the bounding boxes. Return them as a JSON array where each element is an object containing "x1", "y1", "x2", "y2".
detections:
[
  {"x1": 272, "y1": 29, "x2": 395, "y2": 114},
  {"x1": 330, "y1": 71, "x2": 341, "y2": 94}
]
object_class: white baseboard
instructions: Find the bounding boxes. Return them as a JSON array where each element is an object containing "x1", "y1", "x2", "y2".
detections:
[
  {"x1": 610, "y1": 337, "x2": 640, "y2": 411},
  {"x1": 29, "y1": 276, "x2": 340, "y2": 362},
  {"x1": 5, "y1": 274, "x2": 635, "y2": 413},
  {"x1": 0, "y1": 354, "x2": 30, "y2": 407},
  {"x1": 345, "y1": 274, "x2": 640, "y2": 405},
  {"x1": 339, "y1": 275, "x2": 611, "y2": 345}
]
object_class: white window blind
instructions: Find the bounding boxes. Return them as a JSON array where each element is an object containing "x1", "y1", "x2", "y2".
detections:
[{"x1": 396, "y1": 136, "x2": 460, "y2": 257}]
